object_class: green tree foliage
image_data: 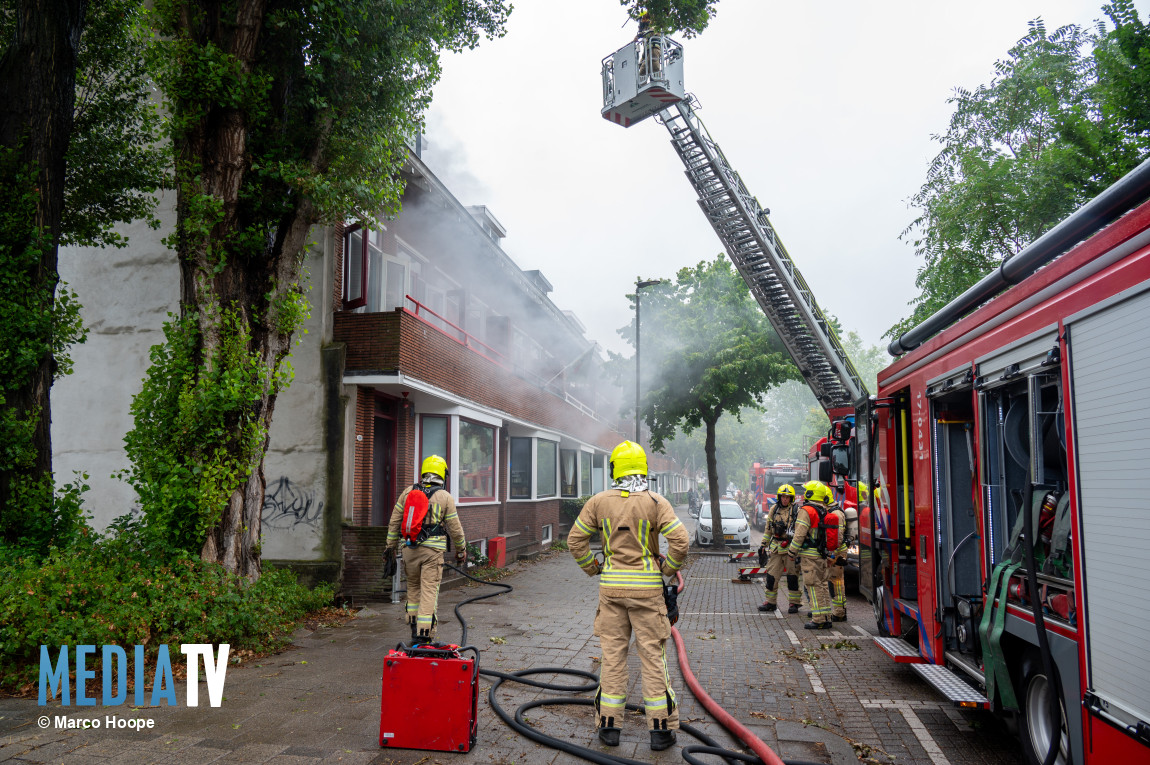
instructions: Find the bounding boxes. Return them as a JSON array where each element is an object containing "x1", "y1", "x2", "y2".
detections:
[
  {"x1": 890, "y1": 6, "x2": 1150, "y2": 340},
  {"x1": 0, "y1": 0, "x2": 163, "y2": 557},
  {"x1": 125, "y1": 0, "x2": 510, "y2": 576},
  {"x1": 622, "y1": 0, "x2": 720, "y2": 37},
  {"x1": 622, "y1": 256, "x2": 798, "y2": 548}
]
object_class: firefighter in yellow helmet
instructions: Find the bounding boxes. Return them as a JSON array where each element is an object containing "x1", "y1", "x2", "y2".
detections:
[
  {"x1": 824, "y1": 490, "x2": 849, "y2": 622},
  {"x1": 386, "y1": 455, "x2": 467, "y2": 644},
  {"x1": 788, "y1": 480, "x2": 834, "y2": 629},
  {"x1": 757, "y1": 484, "x2": 802, "y2": 614},
  {"x1": 568, "y1": 441, "x2": 690, "y2": 751}
]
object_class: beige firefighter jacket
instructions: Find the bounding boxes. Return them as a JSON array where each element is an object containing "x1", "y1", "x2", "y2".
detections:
[
  {"x1": 789, "y1": 501, "x2": 828, "y2": 559},
  {"x1": 386, "y1": 484, "x2": 466, "y2": 553},
  {"x1": 568, "y1": 489, "x2": 689, "y2": 598},
  {"x1": 763, "y1": 499, "x2": 798, "y2": 555}
]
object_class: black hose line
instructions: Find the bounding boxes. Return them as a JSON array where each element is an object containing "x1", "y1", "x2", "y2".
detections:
[{"x1": 439, "y1": 563, "x2": 824, "y2": 765}]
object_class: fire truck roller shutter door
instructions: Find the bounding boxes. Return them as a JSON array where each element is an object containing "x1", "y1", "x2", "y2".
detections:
[{"x1": 1067, "y1": 283, "x2": 1150, "y2": 734}]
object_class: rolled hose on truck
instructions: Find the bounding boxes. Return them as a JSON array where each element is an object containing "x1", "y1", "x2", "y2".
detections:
[{"x1": 441, "y1": 562, "x2": 819, "y2": 765}]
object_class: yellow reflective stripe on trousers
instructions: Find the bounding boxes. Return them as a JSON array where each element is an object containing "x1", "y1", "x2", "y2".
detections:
[
  {"x1": 644, "y1": 695, "x2": 668, "y2": 711},
  {"x1": 600, "y1": 569, "x2": 664, "y2": 588},
  {"x1": 598, "y1": 691, "x2": 626, "y2": 712}
]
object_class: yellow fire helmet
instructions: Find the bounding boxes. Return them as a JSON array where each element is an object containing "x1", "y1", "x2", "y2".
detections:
[
  {"x1": 803, "y1": 480, "x2": 831, "y2": 504},
  {"x1": 421, "y1": 454, "x2": 447, "y2": 481},
  {"x1": 776, "y1": 484, "x2": 796, "y2": 498},
  {"x1": 610, "y1": 440, "x2": 648, "y2": 481}
]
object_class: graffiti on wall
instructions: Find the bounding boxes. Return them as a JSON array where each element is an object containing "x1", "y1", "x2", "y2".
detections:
[{"x1": 262, "y1": 477, "x2": 324, "y2": 529}]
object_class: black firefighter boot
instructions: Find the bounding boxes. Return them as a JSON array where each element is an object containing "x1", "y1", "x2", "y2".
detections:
[
  {"x1": 650, "y1": 725, "x2": 677, "y2": 751},
  {"x1": 757, "y1": 602, "x2": 777, "y2": 612},
  {"x1": 597, "y1": 717, "x2": 620, "y2": 747}
]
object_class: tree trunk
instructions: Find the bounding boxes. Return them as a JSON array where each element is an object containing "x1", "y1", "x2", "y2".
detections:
[
  {"x1": 704, "y1": 412, "x2": 726, "y2": 550},
  {"x1": 0, "y1": 0, "x2": 86, "y2": 513},
  {"x1": 167, "y1": 0, "x2": 307, "y2": 580}
]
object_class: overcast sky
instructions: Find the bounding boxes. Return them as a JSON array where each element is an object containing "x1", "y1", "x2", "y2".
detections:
[{"x1": 421, "y1": 0, "x2": 1149, "y2": 358}]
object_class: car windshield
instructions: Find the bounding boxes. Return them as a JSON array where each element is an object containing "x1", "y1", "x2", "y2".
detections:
[{"x1": 718, "y1": 503, "x2": 744, "y2": 519}]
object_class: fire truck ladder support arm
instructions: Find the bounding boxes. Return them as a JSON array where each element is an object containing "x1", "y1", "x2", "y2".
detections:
[{"x1": 659, "y1": 99, "x2": 868, "y2": 412}]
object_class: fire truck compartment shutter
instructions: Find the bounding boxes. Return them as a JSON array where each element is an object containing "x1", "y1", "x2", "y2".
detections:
[
  {"x1": 973, "y1": 325, "x2": 1058, "y2": 389},
  {"x1": 1069, "y1": 282, "x2": 1150, "y2": 732}
]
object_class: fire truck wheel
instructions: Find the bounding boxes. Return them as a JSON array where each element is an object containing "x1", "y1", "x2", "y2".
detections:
[
  {"x1": 872, "y1": 584, "x2": 890, "y2": 637},
  {"x1": 1017, "y1": 651, "x2": 1069, "y2": 765}
]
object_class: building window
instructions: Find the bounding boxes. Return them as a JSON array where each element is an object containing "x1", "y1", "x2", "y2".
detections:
[
  {"x1": 541, "y1": 524, "x2": 553, "y2": 546},
  {"x1": 420, "y1": 415, "x2": 449, "y2": 477},
  {"x1": 385, "y1": 259, "x2": 407, "y2": 312},
  {"x1": 560, "y1": 449, "x2": 579, "y2": 498},
  {"x1": 593, "y1": 454, "x2": 606, "y2": 493},
  {"x1": 459, "y1": 419, "x2": 496, "y2": 502},
  {"x1": 510, "y1": 437, "x2": 532, "y2": 499},
  {"x1": 342, "y1": 225, "x2": 368, "y2": 309},
  {"x1": 536, "y1": 439, "x2": 557, "y2": 498},
  {"x1": 580, "y1": 451, "x2": 592, "y2": 496}
]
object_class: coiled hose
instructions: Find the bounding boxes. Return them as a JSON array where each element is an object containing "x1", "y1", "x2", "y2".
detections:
[{"x1": 441, "y1": 563, "x2": 819, "y2": 765}]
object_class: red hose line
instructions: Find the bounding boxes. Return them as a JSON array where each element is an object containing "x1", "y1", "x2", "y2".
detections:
[{"x1": 671, "y1": 572, "x2": 787, "y2": 765}]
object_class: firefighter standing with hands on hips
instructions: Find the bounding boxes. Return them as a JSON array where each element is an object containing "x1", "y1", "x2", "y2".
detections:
[
  {"x1": 824, "y1": 491, "x2": 849, "y2": 622},
  {"x1": 788, "y1": 481, "x2": 835, "y2": 630},
  {"x1": 568, "y1": 441, "x2": 690, "y2": 752},
  {"x1": 385, "y1": 455, "x2": 467, "y2": 645},
  {"x1": 757, "y1": 484, "x2": 802, "y2": 614}
]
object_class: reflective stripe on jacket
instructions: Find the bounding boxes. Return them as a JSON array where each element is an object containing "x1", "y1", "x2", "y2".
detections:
[{"x1": 568, "y1": 489, "x2": 689, "y2": 598}]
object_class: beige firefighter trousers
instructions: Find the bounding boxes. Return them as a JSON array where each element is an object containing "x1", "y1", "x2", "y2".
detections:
[
  {"x1": 828, "y1": 561, "x2": 847, "y2": 618},
  {"x1": 798, "y1": 556, "x2": 832, "y2": 623},
  {"x1": 764, "y1": 548, "x2": 802, "y2": 606},
  {"x1": 403, "y1": 544, "x2": 444, "y2": 636},
  {"x1": 593, "y1": 592, "x2": 679, "y2": 731}
]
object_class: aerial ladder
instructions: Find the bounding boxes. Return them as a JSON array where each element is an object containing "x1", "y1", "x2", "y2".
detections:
[{"x1": 601, "y1": 35, "x2": 868, "y2": 416}]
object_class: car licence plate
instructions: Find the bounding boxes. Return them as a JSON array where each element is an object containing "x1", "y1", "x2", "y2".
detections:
[{"x1": 724, "y1": 535, "x2": 735, "y2": 541}]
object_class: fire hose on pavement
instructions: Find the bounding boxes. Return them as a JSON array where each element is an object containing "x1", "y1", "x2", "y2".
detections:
[{"x1": 441, "y1": 562, "x2": 818, "y2": 765}]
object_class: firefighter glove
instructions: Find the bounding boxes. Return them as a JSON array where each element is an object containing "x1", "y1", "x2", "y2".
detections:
[
  {"x1": 455, "y1": 549, "x2": 467, "y2": 564},
  {"x1": 834, "y1": 555, "x2": 848, "y2": 567}
]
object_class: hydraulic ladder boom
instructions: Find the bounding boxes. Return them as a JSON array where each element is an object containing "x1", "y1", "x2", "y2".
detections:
[{"x1": 659, "y1": 100, "x2": 868, "y2": 412}]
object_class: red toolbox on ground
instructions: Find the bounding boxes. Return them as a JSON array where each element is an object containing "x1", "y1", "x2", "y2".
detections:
[{"x1": 379, "y1": 643, "x2": 479, "y2": 752}]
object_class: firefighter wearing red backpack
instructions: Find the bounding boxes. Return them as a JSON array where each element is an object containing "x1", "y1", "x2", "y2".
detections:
[
  {"x1": 385, "y1": 455, "x2": 467, "y2": 645},
  {"x1": 567, "y1": 441, "x2": 690, "y2": 752},
  {"x1": 824, "y1": 492, "x2": 849, "y2": 622},
  {"x1": 788, "y1": 480, "x2": 835, "y2": 630}
]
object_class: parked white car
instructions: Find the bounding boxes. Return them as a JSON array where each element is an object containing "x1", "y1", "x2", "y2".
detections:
[{"x1": 694, "y1": 500, "x2": 751, "y2": 548}]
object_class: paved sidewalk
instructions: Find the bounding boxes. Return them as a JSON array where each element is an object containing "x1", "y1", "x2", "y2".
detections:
[{"x1": 0, "y1": 507, "x2": 1022, "y2": 765}]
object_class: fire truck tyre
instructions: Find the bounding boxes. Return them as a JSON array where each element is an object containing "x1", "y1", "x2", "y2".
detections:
[
  {"x1": 872, "y1": 584, "x2": 890, "y2": 637},
  {"x1": 1018, "y1": 650, "x2": 1069, "y2": 765}
]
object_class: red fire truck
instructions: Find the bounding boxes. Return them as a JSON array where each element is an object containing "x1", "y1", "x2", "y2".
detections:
[
  {"x1": 602, "y1": 29, "x2": 1150, "y2": 763},
  {"x1": 859, "y1": 161, "x2": 1150, "y2": 765},
  {"x1": 749, "y1": 461, "x2": 805, "y2": 530}
]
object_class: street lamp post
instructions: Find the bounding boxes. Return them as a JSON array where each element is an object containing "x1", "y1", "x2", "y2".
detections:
[{"x1": 634, "y1": 278, "x2": 662, "y2": 444}]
